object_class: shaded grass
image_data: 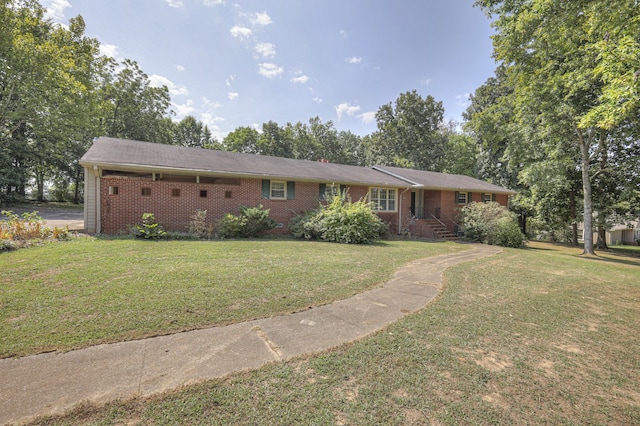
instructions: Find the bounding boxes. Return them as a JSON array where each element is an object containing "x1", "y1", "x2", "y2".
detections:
[
  {"x1": 33, "y1": 241, "x2": 640, "y2": 425},
  {"x1": 0, "y1": 238, "x2": 464, "y2": 358}
]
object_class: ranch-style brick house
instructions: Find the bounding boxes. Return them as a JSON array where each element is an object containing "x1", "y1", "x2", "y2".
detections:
[{"x1": 80, "y1": 137, "x2": 517, "y2": 238}]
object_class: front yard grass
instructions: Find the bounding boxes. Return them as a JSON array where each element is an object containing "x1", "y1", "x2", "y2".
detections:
[
  {"x1": 32, "y1": 241, "x2": 640, "y2": 425},
  {"x1": 0, "y1": 237, "x2": 464, "y2": 358}
]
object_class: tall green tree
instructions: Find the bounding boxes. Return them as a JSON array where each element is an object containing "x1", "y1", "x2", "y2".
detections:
[
  {"x1": 475, "y1": 0, "x2": 640, "y2": 255},
  {"x1": 0, "y1": 1, "x2": 105, "y2": 203},
  {"x1": 257, "y1": 120, "x2": 292, "y2": 157},
  {"x1": 373, "y1": 90, "x2": 446, "y2": 171},
  {"x1": 173, "y1": 115, "x2": 217, "y2": 149},
  {"x1": 103, "y1": 58, "x2": 173, "y2": 144},
  {"x1": 222, "y1": 126, "x2": 260, "y2": 153}
]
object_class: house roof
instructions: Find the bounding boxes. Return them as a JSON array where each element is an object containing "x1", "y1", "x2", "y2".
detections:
[
  {"x1": 373, "y1": 165, "x2": 518, "y2": 195},
  {"x1": 80, "y1": 137, "x2": 412, "y2": 187},
  {"x1": 80, "y1": 137, "x2": 517, "y2": 194}
]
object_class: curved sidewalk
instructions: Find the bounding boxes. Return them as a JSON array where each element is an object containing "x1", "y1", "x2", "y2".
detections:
[{"x1": 0, "y1": 243, "x2": 501, "y2": 425}]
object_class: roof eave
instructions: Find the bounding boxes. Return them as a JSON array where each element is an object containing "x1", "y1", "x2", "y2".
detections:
[{"x1": 80, "y1": 160, "x2": 411, "y2": 188}]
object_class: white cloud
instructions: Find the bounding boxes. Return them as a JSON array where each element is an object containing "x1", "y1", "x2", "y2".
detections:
[
  {"x1": 225, "y1": 75, "x2": 235, "y2": 87},
  {"x1": 456, "y1": 93, "x2": 471, "y2": 107},
  {"x1": 339, "y1": 30, "x2": 347, "y2": 38},
  {"x1": 173, "y1": 100, "x2": 195, "y2": 117},
  {"x1": 202, "y1": 97, "x2": 222, "y2": 109},
  {"x1": 42, "y1": 0, "x2": 71, "y2": 22},
  {"x1": 291, "y1": 74, "x2": 309, "y2": 84},
  {"x1": 313, "y1": 97, "x2": 323, "y2": 104},
  {"x1": 258, "y1": 63, "x2": 283, "y2": 79},
  {"x1": 346, "y1": 56, "x2": 362, "y2": 64},
  {"x1": 255, "y1": 42, "x2": 276, "y2": 58},
  {"x1": 251, "y1": 11, "x2": 273, "y2": 26},
  {"x1": 420, "y1": 78, "x2": 432, "y2": 86},
  {"x1": 149, "y1": 75, "x2": 189, "y2": 97},
  {"x1": 230, "y1": 26, "x2": 252, "y2": 39},
  {"x1": 176, "y1": 65, "x2": 185, "y2": 72},
  {"x1": 165, "y1": 0, "x2": 183, "y2": 8},
  {"x1": 203, "y1": 0, "x2": 224, "y2": 5},
  {"x1": 358, "y1": 111, "x2": 376, "y2": 124},
  {"x1": 228, "y1": 92, "x2": 239, "y2": 101},
  {"x1": 335, "y1": 102, "x2": 361, "y2": 120},
  {"x1": 201, "y1": 113, "x2": 226, "y2": 140},
  {"x1": 99, "y1": 43, "x2": 119, "y2": 59}
]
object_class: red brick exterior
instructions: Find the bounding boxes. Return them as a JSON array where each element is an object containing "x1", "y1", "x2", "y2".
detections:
[{"x1": 100, "y1": 177, "x2": 403, "y2": 235}]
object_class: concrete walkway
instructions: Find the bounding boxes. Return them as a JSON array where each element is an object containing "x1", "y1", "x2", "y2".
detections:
[{"x1": 0, "y1": 243, "x2": 501, "y2": 425}]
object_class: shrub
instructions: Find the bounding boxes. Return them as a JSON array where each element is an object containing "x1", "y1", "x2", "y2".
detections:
[
  {"x1": 239, "y1": 205, "x2": 277, "y2": 237},
  {"x1": 0, "y1": 210, "x2": 73, "y2": 251},
  {"x1": 460, "y1": 202, "x2": 526, "y2": 248},
  {"x1": 0, "y1": 239, "x2": 16, "y2": 252},
  {"x1": 189, "y1": 209, "x2": 214, "y2": 239},
  {"x1": 132, "y1": 213, "x2": 167, "y2": 240},
  {"x1": 290, "y1": 192, "x2": 388, "y2": 244},
  {"x1": 217, "y1": 205, "x2": 277, "y2": 239}
]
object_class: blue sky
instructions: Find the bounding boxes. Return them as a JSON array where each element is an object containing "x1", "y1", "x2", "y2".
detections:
[{"x1": 43, "y1": 0, "x2": 497, "y2": 140}]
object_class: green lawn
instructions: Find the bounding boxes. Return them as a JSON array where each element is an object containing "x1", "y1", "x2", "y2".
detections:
[
  {"x1": 30, "y1": 241, "x2": 640, "y2": 425},
  {"x1": 0, "y1": 237, "x2": 464, "y2": 358}
]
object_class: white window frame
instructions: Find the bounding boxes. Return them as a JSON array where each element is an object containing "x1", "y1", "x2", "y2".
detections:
[
  {"x1": 369, "y1": 187, "x2": 397, "y2": 212},
  {"x1": 456, "y1": 192, "x2": 469, "y2": 205},
  {"x1": 482, "y1": 193, "x2": 492, "y2": 203},
  {"x1": 270, "y1": 180, "x2": 286, "y2": 200}
]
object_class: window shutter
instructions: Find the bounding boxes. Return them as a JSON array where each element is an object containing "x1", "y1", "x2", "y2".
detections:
[
  {"x1": 262, "y1": 179, "x2": 270, "y2": 199},
  {"x1": 455, "y1": 191, "x2": 460, "y2": 204},
  {"x1": 340, "y1": 184, "x2": 347, "y2": 194},
  {"x1": 492, "y1": 194, "x2": 497, "y2": 202},
  {"x1": 468, "y1": 192, "x2": 473, "y2": 203},
  {"x1": 319, "y1": 183, "x2": 326, "y2": 200},
  {"x1": 287, "y1": 181, "x2": 295, "y2": 200}
]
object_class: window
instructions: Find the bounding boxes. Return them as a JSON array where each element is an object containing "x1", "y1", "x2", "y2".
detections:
[
  {"x1": 262, "y1": 179, "x2": 294, "y2": 200},
  {"x1": 172, "y1": 188, "x2": 181, "y2": 197},
  {"x1": 370, "y1": 187, "x2": 397, "y2": 212},
  {"x1": 108, "y1": 186, "x2": 118, "y2": 195},
  {"x1": 455, "y1": 191, "x2": 471, "y2": 205},
  {"x1": 270, "y1": 181, "x2": 286, "y2": 199},
  {"x1": 319, "y1": 183, "x2": 346, "y2": 200},
  {"x1": 225, "y1": 191, "x2": 232, "y2": 199},
  {"x1": 200, "y1": 189, "x2": 207, "y2": 198},
  {"x1": 141, "y1": 187, "x2": 151, "y2": 196},
  {"x1": 482, "y1": 193, "x2": 497, "y2": 203}
]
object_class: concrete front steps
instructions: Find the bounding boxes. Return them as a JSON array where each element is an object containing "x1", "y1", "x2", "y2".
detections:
[{"x1": 410, "y1": 219, "x2": 460, "y2": 241}]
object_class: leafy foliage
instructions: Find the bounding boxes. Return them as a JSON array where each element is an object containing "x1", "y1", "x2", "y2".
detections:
[
  {"x1": 460, "y1": 202, "x2": 526, "y2": 248},
  {"x1": 0, "y1": 210, "x2": 71, "y2": 251},
  {"x1": 188, "y1": 209, "x2": 213, "y2": 239},
  {"x1": 217, "y1": 205, "x2": 277, "y2": 239},
  {"x1": 132, "y1": 213, "x2": 167, "y2": 240},
  {"x1": 290, "y1": 192, "x2": 388, "y2": 244},
  {"x1": 373, "y1": 90, "x2": 447, "y2": 171}
]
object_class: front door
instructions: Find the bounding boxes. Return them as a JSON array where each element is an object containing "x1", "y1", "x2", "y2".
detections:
[{"x1": 410, "y1": 191, "x2": 416, "y2": 217}]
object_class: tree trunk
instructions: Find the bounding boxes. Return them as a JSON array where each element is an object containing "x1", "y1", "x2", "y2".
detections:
[
  {"x1": 596, "y1": 225, "x2": 608, "y2": 249},
  {"x1": 73, "y1": 167, "x2": 81, "y2": 204},
  {"x1": 570, "y1": 188, "x2": 578, "y2": 246},
  {"x1": 577, "y1": 127, "x2": 595, "y2": 255}
]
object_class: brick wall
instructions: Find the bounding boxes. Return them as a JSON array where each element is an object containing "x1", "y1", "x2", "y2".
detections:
[{"x1": 100, "y1": 177, "x2": 397, "y2": 235}]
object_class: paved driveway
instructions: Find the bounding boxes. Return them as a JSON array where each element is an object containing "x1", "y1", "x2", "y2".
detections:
[{"x1": 1, "y1": 208, "x2": 84, "y2": 232}]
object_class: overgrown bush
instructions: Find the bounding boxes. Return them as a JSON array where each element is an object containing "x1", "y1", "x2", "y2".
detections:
[
  {"x1": 189, "y1": 209, "x2": 213, "y2": 239},
  {"x1": 0, "y1": 239, "x2": 16, "y2": 252},
  {"x1": 0, "y1": 210, "x2": 72, "y2": 251},
  {"x1": 460, "y1": 202, "x2": 526, "y2": 248},
  {"x1": 132, "y1": 213, "x2": 167, "y2": 240},
  {"x1": 290, "y1": 192, "x2": 388, "y2": 244},
  {"x1": 217, "y1": 205, "x2": 277, "y2": 239}
]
